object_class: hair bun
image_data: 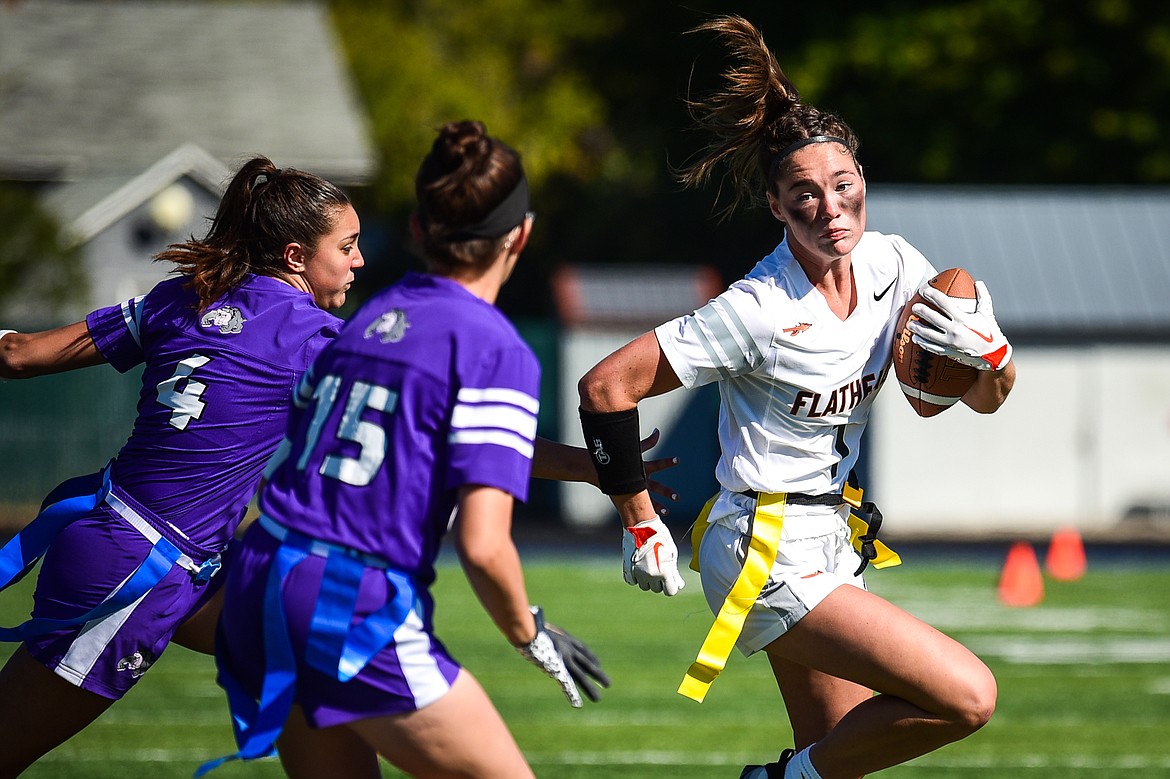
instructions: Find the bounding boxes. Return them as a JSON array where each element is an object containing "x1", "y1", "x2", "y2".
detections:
[
  {"x1": 436, "y1": 120, "x2": 492, "y2": 174},
  {"x1": 414, "y1": 120, "x2": 526, "y2": 273}
]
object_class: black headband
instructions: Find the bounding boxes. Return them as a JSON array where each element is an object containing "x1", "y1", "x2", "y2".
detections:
[
  {"x1": 449, "y1": 174, "x2": 530, "y2": 240},
  {"x1": 768, "y1": 135, "x2": 851, "y2": 179}
]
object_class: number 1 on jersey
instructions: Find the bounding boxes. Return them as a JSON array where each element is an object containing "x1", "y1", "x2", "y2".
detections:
[{"x1": 298, "y1": 375, "x2": 399, "y2": 486}]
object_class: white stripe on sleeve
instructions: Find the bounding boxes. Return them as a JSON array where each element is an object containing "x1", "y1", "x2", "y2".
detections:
[
  {"x1": 449, "y1": 386, "x2": 539, "y2": 459},
  {"x1": 450, "y1": 402, "x2": 538, "y2": 441},
  {"x1": 448, "y1": 428, "x2": 535, "y2": 459},
  {"x1": 456, "y1": 386, "x2": 540, "y2": 414},
  {"x1": 120, "y1": 296, "x2": 146, "y2": 347}
]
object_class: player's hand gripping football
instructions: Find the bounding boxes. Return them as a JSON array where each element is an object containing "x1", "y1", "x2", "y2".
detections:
[
  {"x1": 517, "y1": 606, "x2": 610, "y2": 707},
  {"x1": 908, "y1": 280, "x2": 1013, "y2": 371},
  {"x1": 623, "y1": 517, "x2": 686, "y2": 596}
]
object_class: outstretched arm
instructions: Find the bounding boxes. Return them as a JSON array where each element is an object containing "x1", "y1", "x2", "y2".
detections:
[
  {"x1": 454, "y1": 485, "x2": 608, "y2": 706},
  {"x1": 578, "y1": 332, "x2": 683, "y2": 526},
  {"x1": 0, "y1": 322, "x2": 106, "y2": 380},
  {"x1": 532, "y1": 430, "x2": 680, "y2": 516},
  {"x1": 578, "y1": 331, "x2": 687, "y2": 596},
  {"x1": 453, "y1": 485, "x2": 534, "y2": 646}
]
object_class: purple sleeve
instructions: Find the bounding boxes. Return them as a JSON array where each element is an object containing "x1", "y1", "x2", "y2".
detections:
[
  {"x1": 85, "y1": 296, "x2": 146, "y2": 373},
  {"x1": 446, "y1": 345, "x2": 540, "y2": 502}
]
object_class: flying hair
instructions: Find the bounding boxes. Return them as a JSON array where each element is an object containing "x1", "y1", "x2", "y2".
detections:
[
  {"x1": 676, "y1": 15, "x2": 860, "y2": 221},
  {"x1": 154, "y1": 156, "x2": 351, "y2": 311}
]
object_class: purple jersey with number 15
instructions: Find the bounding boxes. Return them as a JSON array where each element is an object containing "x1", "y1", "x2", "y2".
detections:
[
  {"x1": 260, "y1": 272, "x2": 540, "y2": 585},
  {"x1": 84, "y1": 274, "x2": 341, "y2": 556}
]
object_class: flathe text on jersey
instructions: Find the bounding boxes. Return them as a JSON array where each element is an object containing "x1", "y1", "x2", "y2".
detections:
[{"x1": 789, "y1": 373, "x2": 877, "y2": 418}]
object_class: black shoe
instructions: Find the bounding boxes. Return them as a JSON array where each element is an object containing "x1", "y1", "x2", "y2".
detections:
[{"x1": 739, "y1": 748, "x2": 794, "y2": 778}]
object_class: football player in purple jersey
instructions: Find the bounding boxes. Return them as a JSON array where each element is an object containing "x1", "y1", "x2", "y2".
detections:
[
  {"x1": 205, "y1": 121, "x2": 611, "y2": 779},
  {"x1": 0, "y1": 156, "x2": 364, "y2": 775}
]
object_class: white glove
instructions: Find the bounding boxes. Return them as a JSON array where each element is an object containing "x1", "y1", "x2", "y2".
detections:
[
  {"x1": 907, "y1": 280, "x2": 1013, "y2": 371},
  {"x1": 623, "y1": 517, "x2": 685, "y2": 596},
  {"x1": 516, "y1": 606, "x2": 609, "y2": 707}
]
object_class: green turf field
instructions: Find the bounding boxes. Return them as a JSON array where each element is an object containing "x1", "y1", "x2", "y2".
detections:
[{"x1": 2, "y1": 549, "x2": 1168, "y2": 778}]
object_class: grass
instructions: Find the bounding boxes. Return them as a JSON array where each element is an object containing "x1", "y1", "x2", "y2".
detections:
[{"x1": 2, "y1": 547, "x2": 1169, "y2": 777}]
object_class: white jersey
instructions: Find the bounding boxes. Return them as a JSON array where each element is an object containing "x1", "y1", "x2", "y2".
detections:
[{"x1": 656, "y1": 232, "x2": 935, "y2": 533}]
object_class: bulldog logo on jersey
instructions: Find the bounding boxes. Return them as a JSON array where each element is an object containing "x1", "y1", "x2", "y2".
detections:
[
  {"x1": 116, "y1": 650, "x2": 155, "y2": 679},
  {"x1": 365, "y1": 309, "x2": 411, "y2": 344},
  {"x1": 200, "y1": 306, "x2": 246, "y2": 334}
]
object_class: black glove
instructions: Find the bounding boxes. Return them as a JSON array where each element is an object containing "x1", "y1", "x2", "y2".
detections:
[{"x1": 516, "y1": 606, "x2": 611, "y2": 707}]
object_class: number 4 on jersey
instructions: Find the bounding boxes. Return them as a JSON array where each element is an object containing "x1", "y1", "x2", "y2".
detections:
[{"x1": 157, "y1": 354, "x2": 212, "y2": 430}]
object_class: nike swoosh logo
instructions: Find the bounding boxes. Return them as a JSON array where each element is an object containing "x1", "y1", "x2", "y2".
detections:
[
  {"x1": 652, "y1": 543, "x2": 662, "y2": 570},
  {"x1": 873, "y1": 279, "x2": 896, "y2": 301},
  {"x1": 966, "y1": 326, "x2": 995, "y2": 343},
  {"x1": 629, "y1": 526, "x2": 656, "y2": 547}
]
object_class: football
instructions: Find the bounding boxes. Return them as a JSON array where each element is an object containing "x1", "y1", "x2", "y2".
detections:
[{"x1": 892, "y1": 267, "x2": 980, "y2": 417}]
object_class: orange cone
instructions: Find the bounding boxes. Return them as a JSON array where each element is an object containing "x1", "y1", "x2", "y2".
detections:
[
  {"x1": 1045, "y1": 526, "x2": 1087, "y2": 581},
  {"x1": 998, "y1": 541, "x2": 1044, "y2": 607}
]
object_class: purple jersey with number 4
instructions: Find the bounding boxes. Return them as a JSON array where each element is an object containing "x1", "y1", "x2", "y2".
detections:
[
  {"x1": 85, "y1": 274, "x2": 340, "y2": 555},
  {"x1": 260, "y1": 272, "x2": 540, "y2": 584}
]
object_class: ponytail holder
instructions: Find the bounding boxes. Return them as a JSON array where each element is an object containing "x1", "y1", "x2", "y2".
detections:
[
  {"x1": 254, "y1": 169, "x2": 283, "y2": 188},
  {"x1": 768, "y1": 135, "x2": 851, "y2": 179}
]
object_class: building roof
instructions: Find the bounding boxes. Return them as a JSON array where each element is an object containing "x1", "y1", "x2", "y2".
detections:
[
  {"x1": 865, "y1": 185, "x2": 1170, "y2": 339},
  {"x1": 0, "y1": 0, "x2": 375, "y2": 185},
  {"x1": 45, "y1": 143, "x2": 230, "y2": 244}
]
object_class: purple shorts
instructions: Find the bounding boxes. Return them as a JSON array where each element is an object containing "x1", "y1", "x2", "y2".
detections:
[
  {"x1": 24, "y1": 504, "x2": 225, "y2": 700},
  {"x1": 218, "y1": 522, "x2": 461, "y2": 729}
]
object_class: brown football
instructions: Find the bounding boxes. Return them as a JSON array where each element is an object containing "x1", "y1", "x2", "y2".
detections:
[{"x1": 892, "y1": 267, "x2": 980, "y2": 417}]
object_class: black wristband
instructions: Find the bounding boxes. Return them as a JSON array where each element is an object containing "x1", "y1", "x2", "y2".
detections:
[{"x1": 579, "y1": 407, "x2": 647, "y2": 495}]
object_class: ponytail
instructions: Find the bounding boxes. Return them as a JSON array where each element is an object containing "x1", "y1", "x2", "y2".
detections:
[
  {"x1": 155, "y1": 156, "x2": 350, "y2": 311},
  {"x1": 677, "y1": 15, "x2": 859, "y2": 220}
]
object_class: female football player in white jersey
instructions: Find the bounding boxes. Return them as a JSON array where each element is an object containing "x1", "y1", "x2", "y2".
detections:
[{"x1": 578, "y1": 16, "x2": 1016, "y2": 779}]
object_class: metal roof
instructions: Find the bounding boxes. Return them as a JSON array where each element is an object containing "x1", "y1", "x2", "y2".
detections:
[
  {"x1": 0, "y1": 0, "x2": 375, "y2": 185},
  {"x1": 865, "y1": 185, "x2": 1170, "y2": 339}
]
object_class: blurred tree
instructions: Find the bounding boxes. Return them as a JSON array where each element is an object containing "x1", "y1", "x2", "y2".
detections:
[
  {"x1": 329, "y1": 0, "x2": 1170, "y2": 315},
  {"x1": 789, "y1": 0, "x2": 1170, "y2": 184},
  {"x1": 579, "y1": 0, "x2": 1170, "y2": 191},
  {"x1": 0, "y1": 185, "x2": 84, "y2": 323},
  {"x1": 330, "y1": 0, "x2": 619, "y2": 211},
  {"x1": 329, "y1": 0, "x2": 626, "y2": 309}
]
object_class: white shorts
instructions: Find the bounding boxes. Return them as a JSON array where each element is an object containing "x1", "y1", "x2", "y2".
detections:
[{"x1": 697, "y1": 516, "x2": 866, "y2": 656}]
